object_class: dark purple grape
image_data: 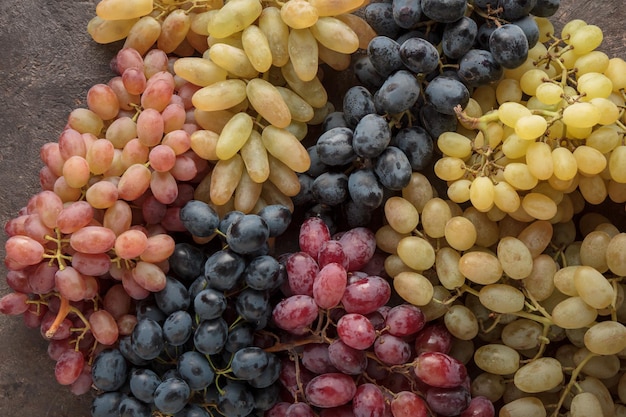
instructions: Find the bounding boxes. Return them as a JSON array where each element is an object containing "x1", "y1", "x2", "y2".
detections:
[
  {"x1": 457, "y1": 49, "x2": 503, "y2": 87},
  {"x1": 421, "y1": 0, "x2": 467, "y2": 22},
  {"x1": 425, "y1": 75, "x2": 470, "y2": 115},
  {"x1": 400, "y1": 37, "x2": 440, "y2": 75},
  {"x1": 489, "y1": 24, "x2": 529, "y2": 69},
  {"x1": 442, "y1": 16, "x2": 478, "y2": 59},
  {"x1": 179, "y1": 200, "x2": 219, "y2": 237}
]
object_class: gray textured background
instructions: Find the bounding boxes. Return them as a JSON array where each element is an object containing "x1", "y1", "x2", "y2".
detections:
[{"x1": 0, "y1": 1, "x2": 625, "y2": 415}]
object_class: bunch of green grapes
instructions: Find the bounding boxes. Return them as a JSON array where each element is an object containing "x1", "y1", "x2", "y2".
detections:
[{"x1": 434, "y1": 19, "x2": 626, "y2": 223}]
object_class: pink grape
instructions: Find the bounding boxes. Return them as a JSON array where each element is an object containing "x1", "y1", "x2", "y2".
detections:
[
  {"x1": 48, "y1": 337, "x2": 73, "y2": 361},
  {"x1": 384, "y1": 304, "x2": 425, "y2": 337},
  {"x1": 58, "y1": 128, "x2": 87, "y2": 160},
  {"x1": 337, "y1": 227, "x2": 376, "y2": 271},
  {"x1": 286, "y1": 402, "x2": 315, "y2": 417},
  {"x1": 414, "y1": 322, "x2": 453, "y2": 355},
  {"x1": 115, "y1": 47, "x2": 144, "y2": 74},
  {"x1": 327, "y1": 339, "x2": 367, "y2": 375},
  {"x1": 267, "y1": 402, "x2": 291, "y2": 417},
  {"x1": 33, "y1": 190, "x2": 64, "y2": 229},
  {"x1": 149, "y1": 144, "x2": 177, "y2": 172},
  {"x1": 54, "y1": 349, "x2": 85, "y2": 385},
  {"x1": 132, "y1": 261, "x2": 167, "y2": 292},
  {"x1": 141, "y1": 194, "x2": 167, "y2": 224},
  {"x1": 140, "y1": 233, "x2": 176, "y2": 263},
  {"x1": 0, "y1": 292, "x2": 29, "y2": 315},
  {"x1": 102, "y1": 284, "x2": 132, "y2": 319},
  {"x1": 117, "y1": 163, "x2": 152, "y2": 201},
  {"x1": 5, "y1": 214, "x2": 28, "y2": 237},
  {"x1": 121, "y1": 268, "x2": 151, "y2": 300},
  {"x1": 337, "y1": 313, "x2": 376, "y2": 350},
  {"x1": 317, "y1": 239, "x2": 349, "y2": 269},
  {"x1": 55, "y1": 266, "x2": 88, "y2": 301},
  {"x1": 352, "y1": 383, "x2": 386, "y2": 417},
  {"x1": 141, "y1": 78, "x2": 174, "y2": 112},
  {"x1": 137, "y1": 108, "x2": 165, "y2": 147},
  {"x1": 6, "y1": 269, "x2": 32, "y2": 293},
  {"x1": 85, "y1": 180, "x2": 119, "y2": 209},
  {"x1": 69, "y1": 365, "x2": 93, "y2": 396},
  {"x1": 70, "y1": 252, "x2": 111, "y2": 276},
  {"x1": 313, "y1": 262, "x2": 347, "y2": 309},
  {"x1": 39, "y1": 166, "x2": 58, "y2": 191},
  {"x1": 87, "y1": 83, "x2": 120, "y2": 120},
  {"x1": 302, "y1": 343, "x2": 338, "y2": 374},
  {"x1": 373, "y1": 334, "x2": 412, "y2": 365},
  {"x1": 23, "y1": 213, "x2": 54, "y2": 244},
  {"x1": 162, "y1": 103, "x2": 186, "y2": 133},
  {"x1": 5, "y1": 235, "x2": 45, "y2": 267},
  {"x1": 305, "y1": 373, "x2": 357, "y2": 409},
  {"x1": 103, "y1": 200, "x2": 133, "y2": 236},
  {"x1": 413, "y1": 351, "x2": 468, "y2": 388},
  {"x1": 40, "y1": 142, "x2": 65, "y2": 176},
  {"x1": 108, "y1": 76, "x2": 140, "y2": 112},
  {"x1": 114, "y1": 229, "x2": 148, "y2": 259},
  {"x1": 121, "y1": 138, "x2": 150, "y2": 166},
  {"x1": 150, "y1": 170, "x2": 178, "y2": 204},
  {"x1": 29, "y1": 262, "x2": 58, "y2": 294},
  {"x1": 40, "y1": 312, "x2": 72, "y2": 340},
  {"x1": 460, "y1": 396, "x2": 495, "y2": 417},
  {"x1": 89, "y1": 309, "x2": 119, "y2": 345},
  {"x1": 299, "y1": 216, "x2": 331, "y2": 260},
  {"x1": 319, "y1": 404, "x2": 356, "y2": 417},
  {"x1": 341, "y1": 276, "x2": 391, "y2": 315},
  {"x1": 69, "y1": 225, "x2": 116, "y2": 254},
  {"x1": 272, "y1": 294, "x2": 319, "y2": 331},
  {"x1": 122, "y1": 67, "x2": 147, "y2": 95},
  {"x1": 286, "y1": 251, "x2": 319, "y2": 296},
  {"x1": 143, "y1": 49, "x2": 169, "y2": 78},
  {"x1": 56, "y1": 201, "x2": 94, "y2": 234},
  {"x1": 170, "y1": 154, "x2": 197, "y2": 181},
  {"x1": 390, "y1": 391, "x2": 429, "y2": 417},
  {"x1": 62, "y1": 155, "x2": 91, "y2": 188},
  {"x1": 161, "y1": 129, "x2": 191, "y2": 154},
  {"x1": 23, "y1": 302, "x2": 47, "y2": 329},
  {"x1": 279, "y1": 358, "x2": 315, "y2": 398}
]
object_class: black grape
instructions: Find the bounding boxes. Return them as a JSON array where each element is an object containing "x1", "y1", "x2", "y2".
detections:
[
  {"x1": 118, "y1": 335, "x2": 150, "y2": 366},
  {"x1": 512, "y1": 16, "x2": 540, "y2": 49},
  {"x1": 424, "y1": 75, "x2": 470, "y2": 115},
  {"x1": 129, "y1": 368, "x2": 161, "y2": 403},
  {"x1": 489, "y1": 24, "x2": 529, "y2": 69},
  {"x1": 442, "y1": 16, "x2": 478, "y2": 59},
  {"x1": 364, "y1": 2, "x2": 402, "y2": 39},
  {"x1": 421, "y1": 0, "x2": 467, "y2": 23},
  {"x1": 154, "y1": 275, "x2": 190, "y2": 315},
  {"x1": 194, "y1": 318, "x2": 229, "y2": 354},
  {"x1": 399, "y1": 37, "x2": 440, "y2": 74},
  {"x1": 168, "y1": 243, "x2": 207, "y2": 282},
  {"x1": 231, "y1": 347, "x2": 270, "y2": 380},
  {"x1": 218, "y1": 381, "x2": 256, "y2": 417},
  {"x1": 163, "y1": 310, "x2": 193, "y2": 346},
  {"x1": 257, "y1": 204, "x2": 291, "y2": 237},
  {"x1": 225, "y1": 322, "x2": 256, "y2": 352},
  {"x1": 316, "y1": 127, "x2": 356, "y2": 166},
  {"x1": 374, "y1": 70, "x2": 421, "y2": 114},
  {"x1": 343, "y1": 86, "x2": 377, "y2": 127},
  {"x1": 457, "y1": 49, "x2": 503, "y2": 87},
  {"x1": 179, "y1": 200, "x2": 219, "y2": 238},
  {"x1": 177, "y1": 351, "x2": 215, "y2": 390},
  {"x1": 235, "y1": 288, "x2": 271, "y2": 324},
  {"x1": 392, "y1": 126, "x2": 435, "y2": 171},
  {"x1": 344, "y1": 200, "x2": 374, "y2": 228},
  {"x1": 91, "y1": 349, "x2": 128, "y2": 392},
  {"x1": 204, "y1": 249, "x2": 245, "y2": 291},
  {"x1": 91, "y1": 392, "x2": 126, "y2": 417},
  {"x1": 306, "y1": 145, "x2": 328, "y2": 177},
  {"x1": 353, "y1": 55, "x2": 386, "y2": 90},
  {"x1": 531, "y1": 0, "x2": 560, "y2": 16},
  {"x1": 367, "y1": 36, "x2": 405, "y2": 77},
  {"x1": 312, "y1": 172, "x2": 349, "y2": 206},
  {"x1": 252, "y1": 383, "x2": 281, "y2": 409},
  {"x1": 217, "y1": 210, "x2": 244, "y2": 235},
  {"x1": 131, "y1": 318, "x2": 164, "y2": 361},
  {"x1": 374, "y1": 146, "x2": 412, "y2": 190},
  {"x1": 119, "y1": 395, "x2": 152, "y2": 417},
  {"x1": 498, "y1": 0, "x2": 537, "y2": 20},
  {"x1": 420, "y1": 103, "x2": 459, "y2": 140},
  {"x1": 322, "y1": 111, "x2": 349, "y2": 132},
  {"x1": 392, "y1": 0, "x2": 422, "y2": 29},
  {"x1": 194, "y1": 288, "x2": 227, "y2": 320},
  {"x1": 353, "y1": 113, "x2": 392, "y2": 158},
  {"x1": 175, "y1": 404, "x2": 212, "y2": 417},
  {"x1": 226, "y1": 214, "x2": 270, "y2": 255},
  {"x1": 293, "y1": 174, "x2": 315, "y2": 206},
  {"x1": 153, "y1": 377, "x2": 191, "y2": 415},
  {"x1": 348, "y1": 168, "x2": 384, "y2": 209},
  {"x1": 477, "y1": 23, "x2": 497, "y2": 49},
  {"x1": 243, "y1": 255, "x2": 283, "y2": 291}
]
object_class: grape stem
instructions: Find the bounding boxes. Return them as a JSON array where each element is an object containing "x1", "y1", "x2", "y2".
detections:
[
  {"x1": 42, "y1": 228, "x2": 72, "y2": 270},
  {"x1": 44, "y1": 295, "x2": 71, "y2": 339}
]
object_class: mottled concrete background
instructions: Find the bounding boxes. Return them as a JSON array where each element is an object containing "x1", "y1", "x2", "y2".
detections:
[{"x1": 0, "y1": 1, "x2": 624, "y2": 416}]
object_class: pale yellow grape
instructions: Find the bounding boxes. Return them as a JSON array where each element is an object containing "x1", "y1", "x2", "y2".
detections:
[
  {"x1": 562, "y1": 18, "x2": 587, "y2": 42},
  {"x1": 192, "y1": 79, "x2": 247, "y2": 112},
  {"x1": 88, "y1": 16, "x2": 139, "y2": 44},
  {"x1": 396, "y1": 236, "x2": 435, "y2": 271},
  {"x1": 210, "y1": 154, "x2": 244, "y2": 205},
  {"x1": 317, "y1": 43, "x2": 351, "y2": 71},
  {"x1": 551, "y1": 147, "x2": 578, "y2": 181},
  {"x1": 606, "y1": 232, "x2": 626, "y2": 276},
  {"x1": 402, "y1": 172, "x2": 434, "y2": 212},
  {"x1": 309, "y1": 17, "x2": 359, "y2": 54},
  {"x1": 444, "y1": 305, "x2": 478, "y2": 341},
  {"x1": 267, "y1": 155, "x2": 301, "y2": 196},
  {"x1": 496, "y1": 236, "x2": 533, "y2": 279},
  {"x1": 280, "y1": 0, "x2": 319, "y2": 29},
  {"x1": 421, "y1": 198, "x2": 451, "y2": 238},
  {"x1": 437, "y1": 131, "x2": 472, "y2": 158},
  {"x1": 578, "y1": 174, "x2": 607, "y2": 205},
  {"x1": 525, "y1": 142, "x2": 553, "y2": 181},
  {"x1": 579, "y1": 230, "x2": 610, "y2": 272},
  {"x1": 570, "y1": 392, "x2": 603, "y2": 417},
  {"x1": 458, "y1": 251, "x2": 503, "y2": 285},
  {"x1": 173, "y1": 57, "x2": 228, "y2": 87},
  {"x1": 288, "y1": 28, "x2": 319, "y2": 82},
  {"x1": 573, "y1": 265, "x2": 614, "y2": 309},
  {"x1": 492, "y1": 181, "x2": 521, "y2": 213},
  {"x1": 240, "y1": 25, "x2": 273, "y2": 73},
  {"x1": 589, "y1": 97, "x2": 620, "y2": 125},
  {"x1": 474, "y1": 344, "x2": 520, "y2": 375},
  {"x1": 503, "y1": 163, "x2": 538, "y2": 190},
  {"x1": 434, "y1": 157, "x2": 466, "y2": 181},
  {"x1": 215, "y1": 112, "x2": 253, "y2": 160},
  {"x1": 587, "y1": 125, "x2": 620, "y2": 154},
  {"x1": 261, "y1": 126, "x2": 310, "y2": 172},
  {"x1": 206, "y1": 32, "x2": 243, "y2": 49},
  {"x1": 501, "y1": 134, "x2": 531, "y2": 159},
  {"x1": 519, "y1": 68, "x2": 548, "y2": 96},
  {"x1": 495, "y1": 78, "x2": 522, "y2": 104},
  {"x1": 573, "y1": 348, "x2": 620, "y2": 379},
  {"x1": 498, "y1": 102, "x2": 532, "y2": 128},
  {"x1": 420, "y1": 286, "x2": 453, "y2": 320},
  {"x1": 501, "y1": 319, "x2": 543, "y2": 350},
  {"x1": 525, "y1": 96, "x2": 555, "y2": 112},
  {"x1": 514, "y1": 115, "x2": 547, "y2": 140},
  {"x1": 609, "y1": 145, "x2": 626, "y2": 183},
  {"x1": 207, "y1": 0, "x2": 262, "y2": 38},
  {"x1": 566, "y1": 124, "x2": 593, "y2": 140},
  {"x1": 444, "y1": 216, "x2": 476, "y2": 251},
  {"x1": 569, "y1": 23, "x2": 603, "y2": 55},
  {"x1": 280, "y1": 61, "x2": 327, "y2": 108},
  {"x1": 447, "y1": 179, "x2": 471, "y2": 204},
  {"x1": 309, "y1": 0, "x2": 365, "y2": 16},
  {"x1": 463, "y1": 207, "x2": 500, "y2": 248},
  {"x1": 246, "y1": 78, "x2": 292, "y2": 128},
  {"x1": 500, "y1": 397, "x2": 547, "y2": 417},
  {"x1": 469, "y1": 176, "x2": 494, "y2": 212},
  {"x1": 516, "y1": 220, "x2": 552, "y2": 259},
  {"x1": 208, "y1": 43, "x2": 258, "y2": 79},
  {"x1": 384, "y1": 255, "x2": 413, "y2": 278},
  {"x1": 384, "y1": 197, "x2": 419, "y2": 234},
  {"x1": 375, "y1": 224, "x2": 409, "y2": 254},
  {"x1": 577, "y1": 377, "x2": 615, "y2": 417},
  {"x1": 562, "y1": 102, "x2": 601, "y2": 129},
  {"x1": 578, "y1": 72, "x2": 613, "y2": 100},
  {"x1": 512, "y1": 357, "x2": 563, "y2": 393},
  {"x1": 486, "y1": 205, "x2": 506, "y2": 222},
  {"x1": 190, "y1": 130, "x2": 219, "y2": 161},
  {"x1": 472, "y1": 85, "x2": 497, "y2": 114},
  {"x1": 584, "y1": 320, "x2": 626, "y2": 355},
  {"x1": 435, "y1": 247, "x2": 465, "y2": 290},
  {"x1": 605, "y1": 57, "x2": 626, "y2": 91},
  {"x1": 275, "y1": 87, "x2": 314, "y2": 123},
  {"x1": 479, "y1": 284, "x2": 525, "y2": 314},
  {"x1": 535, "y1": 82, "x2": 563, "y2": 105},
  {"x1": 393, "y1": 271, "x2": 434, "y2": 306},
  {"x1": 190, "y1": 10, "x2": 217, "y2": 36},
  {"x1": 258, "y1": 7, "x2": 290, "y2": 67},
  {"x1": 261, "y1": 181, "x2": 295, "y2": 211},
  {"x1": 575, "y1": 51, "x2": 610, "y2": 77},
  {"x1": 520, "y1": 193, "x2": 557, "y2": 221},
  {"x1": 96, "y1": 0, "x2": 152, "y2": 20},
  {"x1": 124, "y1": 16, "x2": 161, "y2": 55},
  {"x1": 234, "y1": 170, "x2": 262, "y2": 213},
  {"x1": 609, "y1": 180, "x2": 626, "y2": 203},
  {"x1": 285, "y1": 120, "x2": 309, "y2": 140},
  {"x1": 551, "y1": 296, "x2": 597, "y2": 329},
  {"x1": 458, "y1": 98, "x2": 482, "y2": 130}
]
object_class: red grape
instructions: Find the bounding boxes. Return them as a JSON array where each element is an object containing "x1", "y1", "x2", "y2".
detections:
[
  {"x1": 299, "y1": 216, "x2": 331, "y2": 260},
  {"x1": 305, "y1": 373, "x2": 357, "y2": 408},
  {"x1": 313, "y1": 262, "x2": 347, "y2": 309},
  {"x1": 413, "y1": 351, "x2": 468, "y2": 388},
  {"x1": 336, "y1": 313, "x2": 376, "y2": 350}
]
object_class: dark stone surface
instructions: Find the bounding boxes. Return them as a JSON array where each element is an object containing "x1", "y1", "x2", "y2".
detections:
[{"x1": 0, "y1": 1, "x2": 624, "y2": 416}]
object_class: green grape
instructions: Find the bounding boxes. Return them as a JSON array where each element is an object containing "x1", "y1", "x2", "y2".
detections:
[
  {"x1": 514, "y1": 115, "x2": 547, "y2": 140},
  {"x1": 384, "y1": 197, "x2": 419, "y2": 234},
  {"x1": 469, "y1": 176, "x2": 495, "y2": 212},
  {"x1": 495, "y1": 78, "x2": 522, "y2": 105},
  {"x1": 207, "y1": 0, "x2": 263, "y2": 38},
  {"x1": 95, "y1": 0, "x2": 153, "y2": 20},
  {"x1": 498, "y1": 102, "x2": 532, "y2": 128},
  {"x1": 474, "y1": 344, "x2": 520, "y2": 375},
  {"x1": 569, "y1": 24, "x2": 603, "y2": 55},
  {"x1": 396, "y1": 236, "x2": 435, "y2": 271},
  {"x1": 246, "y1": 78, "x2": 292, "y2": 128},
  {"x1": 535, "y1": 82, "x2": 564, "y2": 105},
  {"x1": 519, "y1": 68, "x2": 549, "y2": 96},
  {"x1": 513, "y1": 357, "x2": 563, "y2": 393},
  {"x1": 444, "y1": 304, "x2": 479, "y2": 341},
  {"x1": 438, "y1": 131, "x2": 473, "y2": 158},
  {"x1": 459, "y1": 251, "x2": 503, "y2": 285},
  {"x1": 562, "y1": 102, "x2": 601, "y2": 128},
  {"x1": 280, "y1": 0, "x2": 319, "y2": 29},
  {"x1": 393, "y1": 271, "x2": 434, "y2": 306},
  {"x1": 570, "y1": 392, "x2": 604, "y2": 417},
  {"x1": 497, "y1": 236, "x2": 533, "y2": 279},
  {"x1": 521, "y1": 192, "x2": 557, "y2": 221},
  {"x1": 444, "y1": 216, "x2": 476, "y2": 251},
  {"x1": 479, "y1": 284, "x2": 525, "y2": 313},
  {"x1": 578, "y1": 72, "x2": 613, "y2": 100},
  {"x1": 503, "y1": 163, "x2": 538, "y2": 190},
  {"x1": 435, "y1": 247, "x2": 465, "y2": 290}
]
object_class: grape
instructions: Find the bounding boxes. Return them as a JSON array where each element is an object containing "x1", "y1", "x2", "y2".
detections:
[
  {"x1": 177, "y1": 351, "x2": 215, "y2": 390},
  {"x1": 373, "y1": 333, "x2": 411, "y2": 365},
  {"x1": 154, "y1": 377, "x2": 191, "y2": 415},
  {"x1": 312, "y1": 172, "x2": 350, "y2": 206},
  {"x1": 305, "y1": 373, "x2": 357, "y2": 408},
  {"x1": 421, "y1": 0, "x2": 466, "y2": 22},
  {"x1": 364, "y1": 2, "x2": 402, "y2": 39},
  {"x1": 353, "y1": 384, "x2": 386, "y2": 417},
  {"x1": 257, "y1": 204, "x2": 292, "y2": 237},
  {"x1": 374, "y1": 146, "x2": 412, "y2": 190},
  {"x1": 316, "y1": 127, "x2": 356, "y2": 166},
  {"x1": 374, "y1": 70, "x2": 421, "y2": 114},
  {"x1": 163, "y1": 310, "x2": 193, "y2": 346},
  {"x1": 414, "y1": 351, "x2": 468, "y2": 388},
  {"x1": 442, "y1": 17, "x2": 478, "y2": 59},
  {"x1": 194, "y1": 318, "x2": 229, "y2": 355},
  {"x1": 217, "y1": 381, "x2": 255, "y2": 417},
  {"x1": 235, "y1": 288, "x2": 271, "y2": 324},
  {"x1": 119, "y1": 396, "x2": 151, "y2": 417},
  {"x1": 342, "y1": 86, "x2": 377, "y2": 128},
  {"x1": 489, "y1": 24, "x2": 529, "y2": 69},
  {"x1": 391, "y1": 391, "x2": 429, "y2": 417},
  {"x1": 392, "y1": 0, "x2": 422, "y2": 28},
  {"x1": 54, "y1": 349, "x2": 85, "y2": 386},
  {"x1": 392, "y1": 126, "x2": 434, "y2": 171},
  {"x1": 91, "y1": 349, "x2": 128, "y2": 392},
  {"x1": 425, "y1": 76, "x2": 470, "y2": 115},
  {"x1": 367, "y1": 36, "x2": 404, "y2": 77},
  {"x1": 426, "y1": 385, "x2": 471, "y2": 417},
  {"x1": 179, "y1": 200, "x2": 219, "y2": 238},
  {"x1": 204, "y1": 249, "x2": 245, "y2": 291},
  {"x1": 91, "y1": 392, "x2": 126, "y2": 417},
  {"x1": 313, "y1": 262, "x2": 348, "y2": 308},
  {"x1": 272, "y1": 295, "x2": 319, "y2": 331},
  {"x1": 347, "y1": 169, "x2": 384, "y2": 210},
  {"x1": 352, "y1": 113, "x2": 391, "y2": 158},
  {"x1": 154, "y1": 276, "x2": 191, "y2": 315},
  {"x1": 342, "y1": 275, "x2": 391, "y2": 315},
  {"x1": 226, "y1": 214, "x2": 271, "y2": 254},
  {"x1": 131, "y1": 318, "x2": 164, "y2": 360},
  {"x1": 0, "y1": 292, "x2": 30, "y2": 315}
]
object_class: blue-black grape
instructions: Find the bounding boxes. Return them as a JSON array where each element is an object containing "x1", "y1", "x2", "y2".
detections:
[
  {"x1": 421, "y1": 0, "x2": 467, "y2": 22},
  {"x1": 226, "y1": 322, "x2": 256, "y2": 352},
  {"x1": 163, "y1": 310, "x2": 193, "y2": 346},
  {"x1": 322, "y1": 111, "x2": 349, "y2": 132},
  {"x1": 367, "y1": 36, "x2": 405, "y2": 78},
  {"x1": 174, "y1": 404, "x2": 212, "y2": 417},
  {"x1": 204, "y1": 249, "x2": 245, "y2": 291},
  {"x1": 91, "y1": 392, "x2": 126, "y2": 417},
  {"x1": 392, "y1": 126, "x2": 435, "y2": 171},
  {"x1": 257, "y1": 204, "x2": 292, "y2": 237},
  {"x1": 194, "y1": 288, "x2": 227, "y2": 320},
  {"x1": 179, "y1": 200, "x2": 219, "y2": 238},
  {"x1": 348, "y1": 168, "x2": 384, "y2": 209},
  {"x1": 512, "y1": 16, "x2": 539, "y2": 49},
  {"x1": 392, "y1": 0, "x2": 422, "y2": 29},
  {"x1": 306, "y1": 145, "x2": 328, "y2": 177},
  {"x1": 457, "y1": 48, "x2": 503, "y2": 87},
  {"x1": 119, "y1": 335, "x2": 150, "y2": 366},
  {"x1": 293, "y1": 174, "x2": 315, "y2": 206},
  {"x1": 353, "y1": 56, "x2": 386, "y2": 90},
  {"x1": 155, "y1": 275, "x2": 191, "y2": 315},
  {"x1": 374, "y1": 70, "x2": 421, "y2": 114},
  {"x1": 91, "y1": 349, "x2": 128, "y2": 392},
  {"x1": 235, "y1": 288, "x2": 271, "y2": 324},
  {"x1": 177, "y1": 351, "x2": 215, "y2": 390},
  {"x1": 154, "y1": 377, "x2": 191, "y2": 415},
  {"x1": 343, "y1": 86, "x2": 377, "y2": 127},
  {"x1": 252, "y1": 383, "x2": 281, "y2": 410},
  {"x1": 442, "y1": 16, "x2": 478, "y2": 59},
  {"x1": 344, "y1": 199, "x2": 374, "y2": 228},
  {"x1": 364, "y1": 2, "x2": 402, "y2": 39},
  {"x1": 169, "y1": 243, "x2": 207, "y2": 282},
  {"x1": 489, "y1": 24, "x2": 529, "y2": 68},
  {"x1": 188, "y1": 275, "x2": 210, "y2": 300},
  {"x1": 420, "y1": 103, "x2": 459, "y2": 139},
  {"x1": 399, "y1": 37, "x2": 440, "y2": 75},
  {"x1": 353, "y1": 113, "x2": 391, "y2": 158},
  {"x1": 131, "y1": 318, "x2": 164, "y2": 360},
  {"x1": 425, "y1": 75, "x2": 470, "y2": 115},
  {"x1": 218, "y1": 210, "x2": 244, "y2": 235},
  {"x1": 243, "y1": 255, "x2": 282, "y2": 291},
  {"x1": 231, "y1": 347, "x2": 269, "y2": 380},
  {"x1": 119, "y1": 396, "x2": 151, "y2": 417},
  {"x1": 194, "y1": 317, "x2": 229, "y2": 354},
  {"x1": 498, "y1": 0, "x2": 537, "y2": 20},
  {"x1": 226, "y1": 214, "x2": 270, "y2": 255},
  {"x1": 477, "y1": 23, "x2": 497, "y2": 49},
  {"x1": 217, "y1": 381, "x2": 256, "y2": 417},
  {"x1": 129, "y1": 368, "x2": 161, "y2": 403},
  {"x1": 135, "y1": 299, "x2": 166, "y2": 323},
  {"x1": 248, "y1": 353, "x2": 281, "y2": 389},
  {"x1": 316, "y1": 127, "x2": 356, "y2": 166},
  {"x1": 312, "y1": 172, "x2": 349, "y2": 206},
  {"x1": 374, "y1": 146, "x2": 412, "y2": 190},
  {"x1": 531, "y1": 0, "x2": 560, "y2": 16}
]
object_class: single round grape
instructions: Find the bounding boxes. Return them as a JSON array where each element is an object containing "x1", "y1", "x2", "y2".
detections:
[{"x1": 474, "y1": 344, "x2": 520, "y2": 375}]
